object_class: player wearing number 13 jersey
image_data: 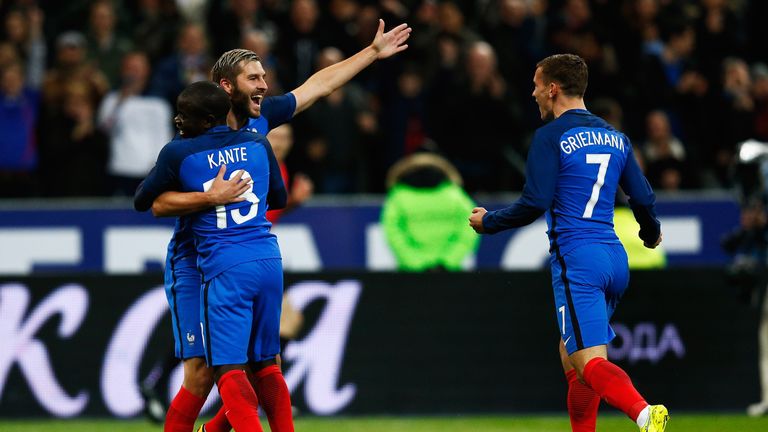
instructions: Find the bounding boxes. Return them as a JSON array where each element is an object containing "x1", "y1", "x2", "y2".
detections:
[
  {"x1": 135, "y1": 81, "x2": 287, "y2": 432},
  {"x1": 469, "y1": 54, "x2": 668, "y2": 432}
]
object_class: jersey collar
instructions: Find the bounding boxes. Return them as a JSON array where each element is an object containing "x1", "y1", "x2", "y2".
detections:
[
  {"x1": 207, "y1": 125, "x2": 232, "y2": 134},
  {"x1": 563, "y1": 108, "x2": 591, "y2": 116}
]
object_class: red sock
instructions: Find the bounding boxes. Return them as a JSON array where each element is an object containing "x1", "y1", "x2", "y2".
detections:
[
  {"x1": 217, "y1": 370, "x2": 263, "y2": 432},
  {"x1": 253, "y1": 365, "x2": 294, "y2": 432},
  {"x1": 582, "y1": 357, "x2": 648, "y2": 421},
  {"x1": 165, "y1": 386, "x2": 205, "y2": 432},
  {"x1": 566, "y1": 369, "x2": 600, "y2": 432},
  {"x1": 203, "y1": 406, "x2": 232, "y2": 432}
]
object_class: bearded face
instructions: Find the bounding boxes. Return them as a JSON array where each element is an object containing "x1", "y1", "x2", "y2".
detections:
[{"x1": 228, "y1": 60, "x2": 268, "y2": 119}]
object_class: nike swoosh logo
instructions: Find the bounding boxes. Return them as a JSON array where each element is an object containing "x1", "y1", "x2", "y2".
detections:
[{"x1": 564, "y1": 336, "x2": 572, "y2": 346}]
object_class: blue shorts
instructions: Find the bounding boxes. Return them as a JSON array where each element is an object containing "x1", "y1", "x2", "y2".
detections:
[
  {"x1": 164, "y1": 259, "x2": 205, "y2": 359},
  {"x1": 201, "y1": 258, "x2": 283, "y2": 367},
  {"x1": 550, "y1": 243, "x2": 629, "y2": 355}
]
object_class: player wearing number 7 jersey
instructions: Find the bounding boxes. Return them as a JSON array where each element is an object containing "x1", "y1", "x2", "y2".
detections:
[{"x1": 469, "y1": 54, "x2": 668, "y2": 432}]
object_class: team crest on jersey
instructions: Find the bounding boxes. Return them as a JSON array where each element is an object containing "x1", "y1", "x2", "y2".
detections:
[
  {"x1": 246, "y1": 127, "x2": 258, "y2": 134},
  {"x1": 186, "y1": 332, "x2": 195, "y2": 345}
]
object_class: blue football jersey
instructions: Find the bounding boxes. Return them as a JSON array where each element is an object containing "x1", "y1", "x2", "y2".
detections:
[
  {"x1": 483, "y1": 109, "x2": 659, "y2": 256},
  {"x1": 242, "y1": 93, "x2": 297, "y2": 135},
  {"x1": 160, "y1": 93, "x2": 297, "y2": 270},
  {"x1": 135, "y1": 125, "x2": 287, "y2": 280},
  {"x1": 546, "y1": 122, "x2": 629, "y2": 253}
]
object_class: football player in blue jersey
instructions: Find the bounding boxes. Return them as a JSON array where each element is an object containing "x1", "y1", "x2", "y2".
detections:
[
  {"x1": 139, "y1": 19, "x2": 412, "y2": 432},
  {"x1": 136, "y1": 80, "x2": 287, "y2": 432},
  {"x1": 469, "y1": 54, "x2": 668, "y2": 432}
]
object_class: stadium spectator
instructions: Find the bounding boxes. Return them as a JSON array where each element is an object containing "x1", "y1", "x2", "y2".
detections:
[
  {"x1": 694, "y1": 0, "x2": 746, "y2": 87},
  {"x1": 619, "y1": 0, "x2": 664, "y2": 62},
  {"x1": 707, "y1": 57, "x2": 757, "y2": 186},
  {"x1": 275, "y1": 0, "x2": 325, "y2": 90},
  {"x1": 589, "y1": 97, "x2": 624, "y2": 130},
  {"x1": 382, "y1": 152, "x2": 478, "y2": 271},
  {"x1": 266, "y1": 123, "x2": 314, "y2": 223},
  {"x1": 38, "y1": 81, "x2": 109, "y2": 197},
  {"x1": 41, "y1": 31, "x2": 109, "y2": 121},
  {"x1": 0, "y1": 41, "x2": 19, "y2": 73},
  {"x1": 149, "y1": 22, "x2": 211, "y2": 107},
  {"x1": 414, "y1": 0, "x2": 480, "y2": 84},
  {"x1": 322, "y1": 0, "x2": 362, "y2": 57},
  {"x1": 637, "y1": 17, "x2": 703, "y2": 110},
  {"x1": 429, "y1": 40, "x2": 520, "y2": 192},
  {"x1": 2, "y1": 4, "x2": 45, "y2": 89},
  {"x1": 753, "y1": 63, "x2": 768, "y2": 141},
  {"x1": 98, "y1": 51, "x2": 172, "y2": 195},
  {"x1": 642, "y1": 110, "x2": 693, "y2": 191},
  {"x1": 292, "y1": 47, "x2": 371, "y2": 193},
  {"x1": 207, "y1": 0, "x2": 277, "y2": 60},
  {"x1": 549, "y1": 0, "x2": 618, "y2": 97},
  {"x1": 377, "y1": 63, "x2": 427, "y2": 184},
  {"x1": 86, "y1": 0, "x2": 133, "y2": 89},
  {"x1": 0, "y1": 62, "x2": 38, "y2": 197},
  {"x1": 130, "y1": 0, "x2": 181, "y2": 65},
  {"x1": 479, "y1": 0, "x2": 540, "y2": 105},
  {"x1": 469, "y1": 53, "x2": 668, "y2": 432}
]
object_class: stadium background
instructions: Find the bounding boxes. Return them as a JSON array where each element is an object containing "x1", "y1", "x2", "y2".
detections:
[{"x1": 2, "y1": 0, "x2": 768, "y2": 430}]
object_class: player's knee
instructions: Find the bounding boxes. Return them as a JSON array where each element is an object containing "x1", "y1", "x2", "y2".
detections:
[
  {"x1": 249, "y1": 357, "x2": 279, "y2": 372},
  {"x1": 574, "y1": 366, "x2": 587, "y2": 382},
  {"x1": 184, "y1": 366, "x2": 214, "y2": 396},
  {"x1": 213, "y1": 364, "x2": 247, "y2": 384}
]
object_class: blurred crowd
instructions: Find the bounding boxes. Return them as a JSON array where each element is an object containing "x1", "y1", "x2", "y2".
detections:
[{"x1": 1, "y1": 0, "x2": 768, "y2": 198}]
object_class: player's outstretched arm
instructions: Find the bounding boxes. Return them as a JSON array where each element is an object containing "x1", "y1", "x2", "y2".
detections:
[
  {"x1": 290, "y1": 19, "x2": 411, "y2": 115},
  {"x1": 151, "y1": 165, "x2": 248, "y2": 217}
]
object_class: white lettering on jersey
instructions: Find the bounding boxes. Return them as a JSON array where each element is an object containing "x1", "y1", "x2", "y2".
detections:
[
  {"x1": 560, "y1": 130, "x2": 625, "y2": 155},
  {"x1": 207, "y1": 147, "x2": 248, "y2": 169}
]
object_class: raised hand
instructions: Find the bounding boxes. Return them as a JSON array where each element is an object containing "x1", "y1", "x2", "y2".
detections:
[{"x1": 371, "y1": 19, "x2": 412, "y2": 60}]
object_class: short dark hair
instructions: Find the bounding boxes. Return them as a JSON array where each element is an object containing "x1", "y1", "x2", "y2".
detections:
[
  {"x1": 211, "y1": 49, "x2": 261, "y2": 84},
  {"x1": 536, "y1": 54, "x2": 588, "y2": 98},
  {"x1": 178, "y1": 81, "x2": 231, "y2": 121}
]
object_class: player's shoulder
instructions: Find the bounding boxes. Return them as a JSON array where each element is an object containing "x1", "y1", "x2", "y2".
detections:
[
  {"x1": 263, "y1": 92, "x2": 296, "y2": 109},
  {"x1": 239, "y1": 128, "x2": 268, "y2": 144},
  {"x1": 532, "y1": 117, "x2": 570, "y2": 147},
  {"x1": 233, "y1": 128, "x2": 271, "y2": 155},
  {"x1": 159, "y1": 135, "x2": 190, "y2": 158},
  {"x1": 536, "y1": 110, "x2": 618, "y2": 138}
]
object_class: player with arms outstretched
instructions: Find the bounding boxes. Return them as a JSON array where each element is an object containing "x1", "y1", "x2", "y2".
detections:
[
  {"x1": 141, "y1": 19, "x2": 411, "y2": 432},
  {"x1": 469, "y1": 54, "x2": 668, "y2": 432},
  {"x1": 136, "y1": 81, "x2": 286, "y2": 432}
]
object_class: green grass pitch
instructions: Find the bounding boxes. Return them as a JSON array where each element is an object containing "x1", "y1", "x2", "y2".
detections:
[{"x1": 1, "y1": 414, "x2": 767, "y2": 432}]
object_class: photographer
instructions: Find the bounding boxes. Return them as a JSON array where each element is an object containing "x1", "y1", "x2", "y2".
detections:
[{"x1": 724, "y1": 140, "x2": 768, "y2": 416}]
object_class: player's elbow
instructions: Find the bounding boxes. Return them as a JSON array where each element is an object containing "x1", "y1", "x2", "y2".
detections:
[
  {"x1": 134, "y1": 196, "x2": 151, "y2": 213},
  {"x1": 271, "y1": 196, "x2": 288, "y2": 210},
  {"x1": 269, "y1": 189, "x2": 288, "y2": 210},
  {"x1": 150, "y1": 200, "x2": 171, "y2": 217}
]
